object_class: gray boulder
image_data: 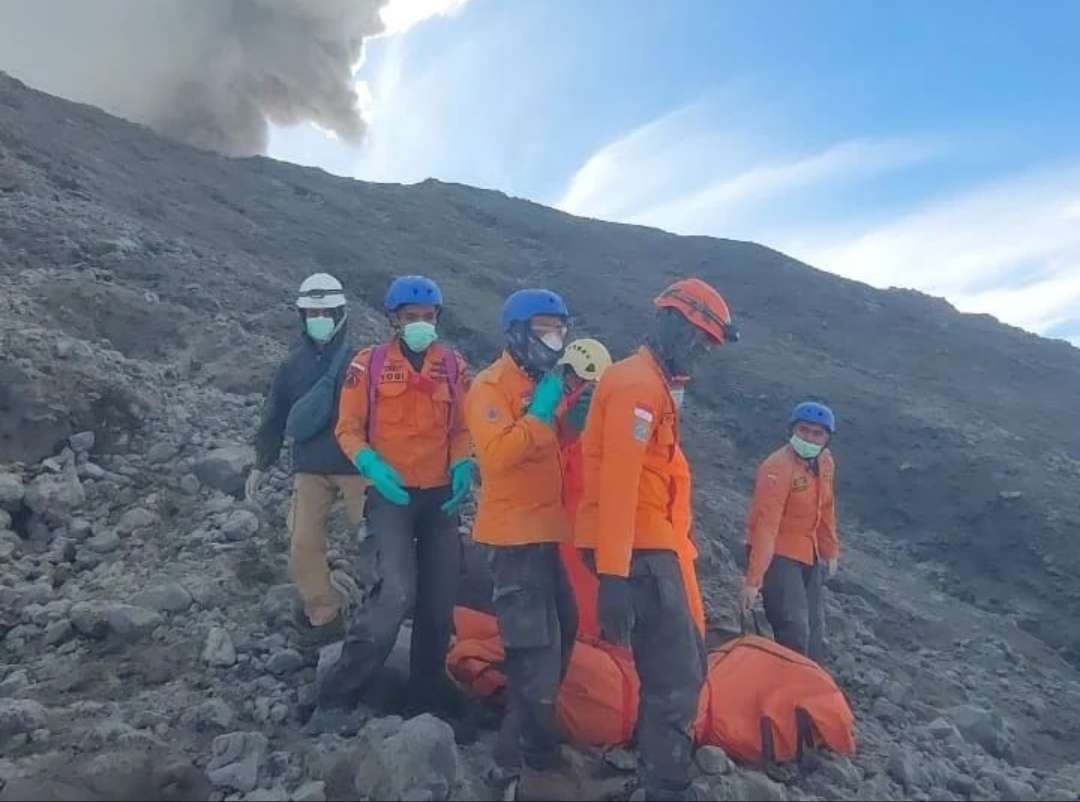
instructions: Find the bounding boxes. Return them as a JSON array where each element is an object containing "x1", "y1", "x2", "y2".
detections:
[
  {"x1": 353, "y1": 714, "x2": 461, "y2": 801},
  {"x1": 117, "y1": 507, "x2": 160, "y2": 534},
  {"x1": 0, "y1": 698, "x2": 48, "y2": 742},
  {"x1": 222, "y1": 509, "x2": 260, "y2": 540},
  {"x1": 69, "y1": 431, "x2": 96, "y2": 452},
  {"x1": 194, "y1": 446, "x2": 254, "y2": 496},
  {"x1": 0, "y1": 472, "x2": 24, "y2": 510},
  {"x1": 106, "y1": 604, "x2": 163, "y2": 641},
  {"x1": 947, "y1": 705, "x2": 1013, "y2": 759},
  {"x1": 207, "y1": 730, "x2": 268, "y2": 792},
  {"x1": 133, "y1": 581, "x2": 194, "y2": 613},
  {"x1": 203, "y1": 627, "x2": 238, "y2": 667},
  {"x1": 24, "y1": 469, "x2": 85, "y2": 516}
]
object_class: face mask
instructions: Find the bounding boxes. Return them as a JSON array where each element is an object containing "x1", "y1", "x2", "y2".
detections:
[
  {"x1": 670, "y1": 387, "x2": 685, "y2": 409},
  {"x1": 539, "y1": 332, "x2": 565, "y2": 352},
  {"x1": 305, "y1": 316, "x2": 335, "y2": 343},
  {"x1": 402, "y1": 321, "x2": 438, "y2": 353},
  {"x1": 790, "y1": 434, "x2": 824, "y2": 460}
]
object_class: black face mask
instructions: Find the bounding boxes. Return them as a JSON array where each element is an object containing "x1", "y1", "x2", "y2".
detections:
[
  {"x1": 650, "y1": 309, "x2": 711, "y2": 378},
  {"x1": 507, "y1": 321, "x2": 564, "y2": 379}
]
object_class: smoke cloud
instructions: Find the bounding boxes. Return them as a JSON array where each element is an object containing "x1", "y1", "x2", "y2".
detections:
[{"x1": 0, "y1": 0, "x2": 399, "y2": 156}]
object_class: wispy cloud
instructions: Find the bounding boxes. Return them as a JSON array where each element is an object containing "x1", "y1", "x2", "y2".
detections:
[
  {"x1": 791, "y1": 164, "x2": 1080, "y2": 342},
  {"x1": 558, "y1": 106, "x2": 1080, "y2": 346}
]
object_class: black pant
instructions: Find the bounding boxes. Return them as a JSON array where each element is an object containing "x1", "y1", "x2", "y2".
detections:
[
  {"x1": 489, "y1": 543, "x2": 578, "y2": 771},
  {"x1": 321, "y1": 486, "x2": 461, "y2": 705},
  {"x1": 622, "y1": 550, "x2": 707, "y2": 802},
  {"x1": 762, "y1": 555, "x2": 825, "y2": 662}
]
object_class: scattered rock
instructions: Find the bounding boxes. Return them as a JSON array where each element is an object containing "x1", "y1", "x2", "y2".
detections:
[
  {"x1": 604, "y1": 747, "x2": 638, "y2": 773},
  {"x1": 106, "y1": 604, "x2": 163, "y2": 641},
  {"x1": 0, "y1": 698, "x2": 48, "y2": 742},
  {"x1": 204, "y1": 627, "x2": 238, "y2": 667},
  {"x1": 117, "y1": 507, "x2": 160, "y2": 534},
  {"x1": 731, "y1": 771, "x2": 787, "y2": 802},
  {"x1": 888, "y1": 750, "x2": 919, "y2": 790},
  {"x1": 223, "y1": 509, "x2": 260, "y2": 540},
  {"x1": 24, "y1": 469, "x2": 85, "y2": 516},
  {"x1": 0, "y1": 509, "x2": 11, "y2": 530},
  {"x1": 353, "y1": 714, "x2": 461, "y2": 801},
  {"x1": 194, "y1": 446, "x2": 254, "y2": 496},
  {"x1": 292, "y1": 780, "x2": 327, "y2": 802},
  {"x1": 69, "y1": 431, "x2": 96, "y2": 452},
  {"x1": 87, "y1": 529, "x2": 122, "y2": 553},
  {"x1": 0, "y1": 669, "x2": 31, "y2": 698},
  {"x1": 0, "y1": 472, "x2": 25, "y2": 509},
  {"x1": 44, "y1": 618, "x2": 74, "y2": 646},
  {"x1": 70, "y1": 600, "x2": 110, "y2": 639},
  {"x1": 148, "y1": 441, "x2": 180, "y2": 464},
  {"x1": 695, "y1": 745, "x2": 733, "y2": 775},
  {"x1": 266, "y1": 649, "x2": 304, "y2": 676},
  {"x1": 133, "y1": 581, "x2": 194, "y2": 613},
  {"x1": 947, "y1": 705, "x2": 1013, "y2": 758},
  {"x1": 191, "y1": 699, "x2": 237, "y2": 732},
  {"x1": 207, "y1": 730, "x2": 268, "y2": 793}
]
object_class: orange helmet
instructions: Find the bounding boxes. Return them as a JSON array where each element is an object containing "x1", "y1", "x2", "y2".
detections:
[{"x1": 654, "y1": 278, "x2": 739, "y2": 344}]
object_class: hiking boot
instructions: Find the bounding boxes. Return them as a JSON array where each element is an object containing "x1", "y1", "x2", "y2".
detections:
[
  {"x1": 291, "y1": 602, "x2": 344, "y2": 652},
  {"x1": 292, "y1": 569, "x2": 359, "y2": 652}
]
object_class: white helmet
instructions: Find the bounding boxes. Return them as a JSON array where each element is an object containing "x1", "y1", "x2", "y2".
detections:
[{"x1": 297, "y1": 273, "x2": 346, "y2": 310}]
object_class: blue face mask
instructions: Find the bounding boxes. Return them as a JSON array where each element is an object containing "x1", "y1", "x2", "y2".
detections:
[
  {"x1": 790, "y1": 434, "x2": 824, "y2": 460},
  {"x1": 402, "y1": 321, "x2": 438, "y2": 353},
  {"x1": 305, "y1": 316, "x2": 335, "y2": 343}
]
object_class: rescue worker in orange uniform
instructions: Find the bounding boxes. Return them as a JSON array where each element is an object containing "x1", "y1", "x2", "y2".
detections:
[
  {"x1": 556, "y1": 338, "x2": 614, "y2": 641},
  {"x1": 742, "y1": 402, "x2": 839, "y2": 663},
  {"x1": 576, "y1": 278, "x2": 739, "y2": 802},
  {"x1": 465, "y1": 289, "x2": 584, "y2": 800},
  {"x1": 317, "y1": 275, "x2": 474, "y2": 714}
]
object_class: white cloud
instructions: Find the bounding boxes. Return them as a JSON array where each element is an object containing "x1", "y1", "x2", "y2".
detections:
[
  {"x1": 791, "y1": 165, "x2": 1080, "y2": 338},
  {"x1": 379, "y1": 0, "x2": 469, "y2": 35},
  {"x1": 558, "y1": 106, "x2": 1080, "y2": 345}
]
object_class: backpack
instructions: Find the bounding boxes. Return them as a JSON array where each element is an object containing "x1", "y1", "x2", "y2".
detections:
[
  {"x1": 447, "y1": 606, "x2": 856, "y2": 762},
  {"x1": 285, "y1": 342, "x2": 462, "y2": 444},
  {"x1": 285, "y1": 343, "x2": 358, "y2": 443},
  {"x1": 693, "y1": 634, "x2": 856, "y2": 763},
  {"x1": 364, "y1": 343, "x2": 462, "y2": 440}
]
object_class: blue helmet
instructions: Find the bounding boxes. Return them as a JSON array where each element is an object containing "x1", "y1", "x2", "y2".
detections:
[
  {"x1": 501, "y1": 289, "x2": 569, "y2": 332},
  {"x1": 790, "y1": 401, "x2": 836, "y2": 434},
  {"x1": 384, "y1": 275, "x2": 443, "y2": 312}
]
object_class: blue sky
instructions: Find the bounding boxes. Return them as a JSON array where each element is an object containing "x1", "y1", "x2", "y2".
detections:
[{"x1": 271, "y1": 0, "x2": 1080, "y2": 345}]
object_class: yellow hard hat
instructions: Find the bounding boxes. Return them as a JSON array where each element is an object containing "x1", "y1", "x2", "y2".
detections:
[{"x1": 558, "y1": 338, "x2": 613, "y2": 380}]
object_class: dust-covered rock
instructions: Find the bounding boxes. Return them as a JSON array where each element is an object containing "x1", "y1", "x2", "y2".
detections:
[
  {"x1": 117, "y1": 507, "x2": 160, "y2": 534},
  {"x1": 947, "y1": 704, "x2": 1013, "y2": 759},
  {"x1": 194, "y1": 446, "x2": 254, "y2": 496},
  {"x1": 0, "y1": 698, "x2": 48, "y2": 741},
  {"x1": 223, "y1": 509, "x2": 260, "y2": 540},
  {"x1": 203, "y1": 627, "x2": 238, "y2": 667},
  {"x1": 353, "y1": 714, "x2": 461, "y2": 801},
  {"x1": 207, "y1": 730, "x2": 268, "y2": 792},
  {"x1": 132, "y1": 581, "x2": 193, "y2": 613},
  {"x1": 24, "y1": 468, "x2": 85, "y2": 516},
  {"x1": 0, "y1": 472, "x2": 25, "y2": 509},
  {"x1": 106, "y1": 604, "x2": 163, "y2": 641}
]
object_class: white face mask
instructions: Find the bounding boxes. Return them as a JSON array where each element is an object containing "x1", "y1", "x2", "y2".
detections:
[
  {"x1": 540, "y1": 332, "x2": 565, "y2": 352},
  {"x1": 670, "y1": 387, "x2": 685, "y2": 409}
]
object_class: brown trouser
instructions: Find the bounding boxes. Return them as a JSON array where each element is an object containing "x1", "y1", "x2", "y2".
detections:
[{"x1": 288, "y1": 473, "x2": 367, "y2": 625}]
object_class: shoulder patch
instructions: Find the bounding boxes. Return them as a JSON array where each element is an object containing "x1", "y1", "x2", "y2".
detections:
[{"x1": 344, "y1": 361, "x2": 365, "y2": 389}]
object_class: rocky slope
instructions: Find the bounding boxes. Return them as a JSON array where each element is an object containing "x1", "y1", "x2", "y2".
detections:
[{"x1": 2, "y1": 71, "x2": 1080, "y2": 800}]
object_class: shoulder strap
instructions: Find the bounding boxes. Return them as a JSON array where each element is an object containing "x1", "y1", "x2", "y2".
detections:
[
  {"x1": 442, "y1": 349, "x2": 461, "y2": 423},
  {"x1": 365, "y1": 344, "x2": 391, "y2": 441}
]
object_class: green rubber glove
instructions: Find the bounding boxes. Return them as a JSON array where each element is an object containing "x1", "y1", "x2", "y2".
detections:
[
  {"x1": 563, "y1": 384, "x2": 595, "y2": 434},
  {"x1": 527, "y1": 371, "x2": 565, "y2": 426},
  {"x1": 440, "y1": 457, "x2": 476, "y2": 513},
  {"x1": 354, "y1": 449, "x2": 411, "y2": 506}
]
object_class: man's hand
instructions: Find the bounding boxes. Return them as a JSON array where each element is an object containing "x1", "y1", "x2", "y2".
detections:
[
  {"x1": 244, "y1": 469, "x2": 264, "y2": 502},
  {"x1": 597, "y1": 575, "x2": 634, "y2": 646},
  {"x1": 826, "y1": 558, "x2": 839, "y2": 578},
  {"x1": 739, "y1": 583, "x2": 759, "y2": 614}
]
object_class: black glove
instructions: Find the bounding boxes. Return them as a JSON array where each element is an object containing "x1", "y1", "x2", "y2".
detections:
[{"x1": 597, "y1": 574, "x2": 634, "y2": 646}]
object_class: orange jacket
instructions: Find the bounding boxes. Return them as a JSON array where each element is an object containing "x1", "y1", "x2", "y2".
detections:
[
  {"x1": 745, "y1": 445, "x2": 839, "y2": 588},
  {"x1": 575, "y1": 347, "x2": 686, "y2": 578},
  {"x1": 465, "y1": 352, "x2": 570, "y2": 547},
  {"x1": 335, "y1": 339, "x2": 471, "y2": 489}
]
